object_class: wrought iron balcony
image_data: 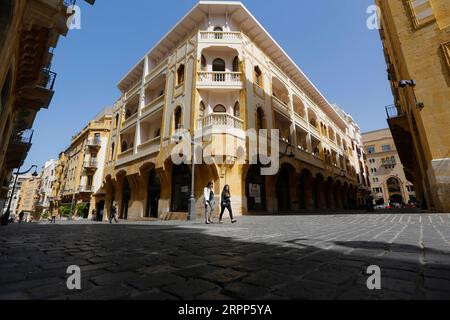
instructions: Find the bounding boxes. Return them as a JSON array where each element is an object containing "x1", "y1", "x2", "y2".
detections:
[
  {"x1": 385, "y1": 104, "x2": 404, "y2": 119},
  {"x1": 86, "y1": 138, "x2": 102, "y2": 148},
  {"x1": 40, "y1": 68, "x2": 57, "y2": 91},
  {"x1": 79, "y1": 185, "x2": 94, "y2": 193},
  {"x1": 83, "y1": 160, "x2": 98, "y2": 169}
]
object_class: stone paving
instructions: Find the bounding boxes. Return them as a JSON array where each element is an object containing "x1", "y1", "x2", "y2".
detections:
[{"x1": 1, "y1": 212, "x2": 450, "y2": 300}]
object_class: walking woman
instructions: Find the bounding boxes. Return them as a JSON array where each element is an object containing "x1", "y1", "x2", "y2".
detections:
[
  {"x1": 219, "y1": 185, "x2": 237, "y2": 224},
  {"x1": 204, "y1": 182, "x2": 215, "y2": 224}
]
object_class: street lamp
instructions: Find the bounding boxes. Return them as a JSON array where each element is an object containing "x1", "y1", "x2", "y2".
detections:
[{"x1": 1, "y1": 165, "x2": 39, "y2": 226}]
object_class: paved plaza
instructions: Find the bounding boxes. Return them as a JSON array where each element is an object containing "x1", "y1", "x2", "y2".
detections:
[{"x1": 1, "y1": 212, "x2": 450, "y2": 300}]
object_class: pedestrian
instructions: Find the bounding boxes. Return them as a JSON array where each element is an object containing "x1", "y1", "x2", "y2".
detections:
[
  {"x1": 91, "y1": 209, "x2": 97, "y2": 221},
  {"x1": 204, "y1": 182, "x2": 215, "y2": 224},
  {"x1": 219, "y1": 185, "x2": 237, "y2": 224},
  {"x1": 109, "y1": 203, "x2": 119, "y2": 224},
  {"x1": 51, "y1": 211, "x2": 57, "y2": 224},
  {"x1": 99, "y1": 209, "x2": 104, "y2": 222},
  {"x1": 19, "y1": 211, "x2": 24, "y2": 223}
]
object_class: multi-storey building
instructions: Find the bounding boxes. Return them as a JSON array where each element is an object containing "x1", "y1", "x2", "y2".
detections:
[
  {"x1": 363, "y1": 128, "x2": 416, "y2": 206},
  {"x1": 100, "y1": 1, "x2": 369, "y2": 221},
  {"x1": 376, "y1": 0, "x2": 450, "y2": 212},
  {"x1": 2, "y1": 174, "x2": 32, "y2": 220},
  {"x1": 36, "y1": 159, "x2": 57, "y2": 215},
  {"x1": 52, "y1": 107, "x2": 112, "y2": 218},
  {"x1": 16, "y1": 176, "x2": 41, "y2": 221},
  {"x1": 0, "y1": 0, "x2": 95, "y2": 220}
]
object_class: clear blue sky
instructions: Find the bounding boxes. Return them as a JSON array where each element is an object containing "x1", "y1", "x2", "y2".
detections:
[{"x1": 24, "y1": 0, "x2": 393, "y2": 171}]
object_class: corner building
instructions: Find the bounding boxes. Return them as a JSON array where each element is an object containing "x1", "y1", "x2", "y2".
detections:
[{"x1": 101, "y1": 1, "x2": 369, "y2": 221}]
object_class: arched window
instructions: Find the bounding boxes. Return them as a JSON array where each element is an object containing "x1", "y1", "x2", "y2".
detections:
[
  {"x1": 201, "y1": 55, "x2": 206, "y2": 71},
  {"x1": 233, "y1": 56, "x2": 239, "y2": 72},
  {"x1": 177, "y1": 64, "x2": 185, "y2": 85},
  {"x1": 121, "y1": 141, "x2": 128, "y2": 152},
  {"x1": 212, "y1": 58, "x2": 225, "y2": 72},
  {"x1": 111, "y1": 143, "x2": 115, "y2": 161},
  {"x1": 213, "y1": 104, "x2": 226, "y2": 113},
  {"x1": 199, "y1": 101, "x2": 205, "y2": 118},
  {"x1": 214, "y1": 26, "x2": 223, "y2": 39},
  {"x1": 257, "y1": 107, "x2": 265, "y2": 130},
  {"x1": 233, "y1": 102, "x2": 240, "y2": 117},
  {"x1": 254, "y1": 66, "x2": 263, "y2": 87},
  {"x1": 174, "y1": 106, "x2": 182, "y2": 130}
]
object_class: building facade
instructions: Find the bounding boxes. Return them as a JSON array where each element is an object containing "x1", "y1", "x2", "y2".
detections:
[
  {"x1": 51, "y1": 107, "x2": 112, "y2": 218},
  {"x1": 376, "y1": 0, "x2": 450, "y2": 212},
  {"x1": 16, "y1": 176, "x2": 41, "y2": 221},
  {"x1": 363, "y1": 128, "x2": 416, "y2": 206},
  {"x1": 2, "y1": 174, "x2": 32, "y2": 220},
  {"x1": 99, "y1": 2, "x2": 370, "y2": 221},
  {"x1": 36, "y1": 159, "x2": 57, "y2": 216},
  {"x1": 0, "y1": 0, "x2": 95, "y2": 219}
]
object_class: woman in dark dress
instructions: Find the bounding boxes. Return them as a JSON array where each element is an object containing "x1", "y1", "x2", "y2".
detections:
[{"x1": 219, "y1": 185, "x2": 237, "y2": 224}]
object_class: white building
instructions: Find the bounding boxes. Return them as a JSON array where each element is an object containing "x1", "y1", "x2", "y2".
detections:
[{"x1": 37, "y1": 160, "x2": 57, "y2": 215}]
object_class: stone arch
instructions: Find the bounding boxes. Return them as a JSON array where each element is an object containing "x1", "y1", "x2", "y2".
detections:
[
  {"x1": 314, "y1": 173, "x2": 326, "y2": 209},
  {"x1": 245, "y1": 164, "x2": 267, "y2": 212},
  {"x1": 293, "y1": 95, "x2": 305, "y2": 118},
  {"x1": 276, "y1": 163, "x2": 296, "y2": 212},
  {"x1": 272, "y1": 77, "x2": 289, "y2": 105}
]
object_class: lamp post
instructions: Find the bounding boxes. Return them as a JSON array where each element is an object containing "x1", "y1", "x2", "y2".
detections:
[{"x1": 1, "y1": 165, "x2": 39, "y2": 226}]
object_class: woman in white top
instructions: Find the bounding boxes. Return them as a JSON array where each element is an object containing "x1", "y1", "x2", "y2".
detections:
[{"x1": 204, "y1": 182, "x2": 215, "y2": 224}]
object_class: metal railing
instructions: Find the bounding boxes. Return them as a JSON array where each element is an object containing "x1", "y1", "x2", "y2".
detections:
[
  {"x1": 40, "y1": 69, "x2": 57, "y2": 91},
  {"x1": 10, "y1": 129, "x2": 33, "y2": 145},
  {"x1": 86, "y1": 138, "x2": 101, "y2": 147},
  {"x1": 385, "y1": 104, "x2": 404, "y2": 119}
]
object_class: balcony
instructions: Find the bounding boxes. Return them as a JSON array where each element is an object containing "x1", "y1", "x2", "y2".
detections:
[
  {"x1": 83, "y1": 160, "x2": 98, "y2": 170},
  {"x1": 197, "y1": 72, "x2": 243, "y2": 91},
  {"x1": 199, "y1": 31, "x2": 242, "y2": 44},
  {"x1": 272, "y1": 96, "x2": 290, "y2": 116},
  {"x1": 79, "y1": 185, "x2": 94, "y2": 193},
  {"x1": 137, "y1": 136, "x2": 161, "y2": 155},
  {"x1": 202, "y1": 113, "x2": 244, "y2": 130},
  {"x1": 141, "y1": 95, "x2": 165, "y2": 119},
  {"x1": 121, "y1": 113, "x2": 138, "y2": 132},
  {"x1": 5, "y1": 129, "x2": 33, "y2": 169},
  {"x1": 118, "y1": 149, "x2": 133, "y2": 160},
  {"x1": 86, "y1": 138, "x2": 101, "y2": 148},
  {"x1": 16, "y1": 69, "x2": 57, "y2": 111}
]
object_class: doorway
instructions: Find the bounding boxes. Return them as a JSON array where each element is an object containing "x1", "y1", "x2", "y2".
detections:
[
  {"x1": 171, "y1": 164, "x2": 191, "y2": 212},
  {"x1": 121, "y1": 178, "x2": 131, "y2": 219},
  {"x1": 147, "y1": 169, "x2": 161, "y2": 218}
]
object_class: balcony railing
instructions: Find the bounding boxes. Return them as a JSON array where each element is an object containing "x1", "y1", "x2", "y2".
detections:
[
  {"x1": 86, "y1": 138, "x2": 101, "y2": 147},
  {"x1": 137, "y1": 136, "x2": 161, "y2": 154},
  {"x1": 142, "y1": 95, "x2": 164, "y2": 116},
  {"x1": 40, "y1": 69, "x2": 57, "y2": 91},
  {"x1": 118, "y1": 148, "x2": 133, "y2": 159},
  {"x1": 199, "y1": 31, "x2": 242, "y2": 42},
  {"x1": 202, "y1": 113, "x2": 244, "y2": 130},
  {"x1": 83, "y1": 160, "x2": 98, "y2": 169},
  {"x1": 79, "y1": 185, "x2": 94, "y2": 193},
  {"x1": 198, "y1": 71, "x2": 241, "y2": 85},
  {"x1": 385, "y1": 104, "x2": 404, "y2": 119},
  {"x1": 122, "y1": 112, "x2": 138, "y2": 131},
  {"x1": 10, "y1": 129, "x2": 33, "y2": 145}
]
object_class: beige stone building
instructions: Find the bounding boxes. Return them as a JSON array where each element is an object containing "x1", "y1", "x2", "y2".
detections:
[
  {"x1": 51, "y1": 107, "x2": 113, "y2": 218},
  {"x1": 16, "y1": 176, "x2": 41, "y2": 221},
  {"x1": 376, "y1": 0, "x2": 450, "y2": 212},
  {"x1": 363, "y1": 128, "x2": 416, "y2": 206},
  {"x1": 0, "y1": 0, "x2": 95, "y2": 219},
  {"x1": 99, "y1": 1, "x2": 370, "y2": 221}
]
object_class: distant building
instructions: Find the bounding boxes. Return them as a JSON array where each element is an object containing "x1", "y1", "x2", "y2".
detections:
[
  {"x1": 16, "y1": 176, "x2": 41, "y2": 222},
  {"x1": 363, "y1": 128, "x2": 416, "y2": 206},
  {"x1": 2, "y1": 174, "x2": 32, "y2": 220},
  {"x1": 52, "y1": 107, "x2": 113, "y2": 219},
  {"x1": 37, "y1": 160, "x2": 57, "y2": 216},
  {"x1": 376, "y1": 0, "x2": 450, "y2": 211}
]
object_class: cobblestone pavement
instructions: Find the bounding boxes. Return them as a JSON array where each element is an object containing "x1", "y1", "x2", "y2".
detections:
[{"x1": 1, "y1": 212, "x2": 450, "y2": 300}]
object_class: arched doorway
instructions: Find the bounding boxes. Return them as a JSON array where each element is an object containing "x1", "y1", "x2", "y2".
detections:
[
  {"x1": 276, "y1": 165, "x2": 291, "y2": 211},
  {"x1": 387, "y1": 177, "x2": 403, "y2": 204},
  {"x1": 96, "y1": 200, "x2": 105, "y2": 221},
  {"x1": 246, "y1": 165, "x2": 266, "y2": 212},
  {"x1": 121, "y1": 178, "x2": 131, "y2": 219},
  {"x1": 171, "y1": 164, "x2": 191, "y2": 212},
  {"x1": 146, "y1": 169, "x2": 161, "y2": 218}
]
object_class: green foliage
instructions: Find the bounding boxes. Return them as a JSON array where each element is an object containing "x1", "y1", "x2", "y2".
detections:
[
  {"x1": 59, "y1": 205, "x2": 71, "y2": 217},
  {"x1": 41, "y1": 212, "x2": 49, "y2": 220},
  {"x1": 76, "y1": 203, "x2": 88, "y2": 216}
]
